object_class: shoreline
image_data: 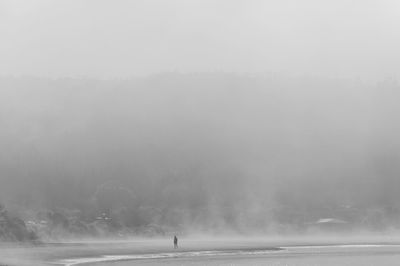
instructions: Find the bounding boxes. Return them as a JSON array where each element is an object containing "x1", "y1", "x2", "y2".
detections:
[
  {"x1": 53, "y1": 247, "x2": 284, "y2": 266},
  {"x1": 3, "y1": 238, "x2": 400, "y2": 266},
  {"x1": 51, "y1": 242, "x2": 400, "y2": 266}
]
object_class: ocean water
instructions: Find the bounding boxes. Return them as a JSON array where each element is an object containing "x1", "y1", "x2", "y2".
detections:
[{"x1": 59, "y1": 244, "x2": 400, "y2": 266}]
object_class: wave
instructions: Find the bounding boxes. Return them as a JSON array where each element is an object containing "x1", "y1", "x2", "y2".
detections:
[
  {"x1": 281, "y1": 244, "x2": 400, "y2": 249},
  {"x1": 54, "y1": 248, "x2": 283, "y2": 266},
  {"x1": 53, "y1": 244, "x2": 400, "y2": 266}
]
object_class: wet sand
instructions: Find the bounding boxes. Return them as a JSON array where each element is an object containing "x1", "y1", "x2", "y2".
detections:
[
  {"x1": 88, "y1": 250, "x2": 400, "y2": 266},
  {"x1": 2, "y1": 237, "x2": 400, "y2": 265},
  {"x1": 65, "y1": 244, "x2": 400, "y2": 266},
  {"x1": 0, "y1": 239, "x2": 281, "y2": 266}
]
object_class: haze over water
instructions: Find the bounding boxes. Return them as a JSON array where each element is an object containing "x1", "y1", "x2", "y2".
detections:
[{"x1": 1, "y1": 1, "x2": 400, "y2": 265}]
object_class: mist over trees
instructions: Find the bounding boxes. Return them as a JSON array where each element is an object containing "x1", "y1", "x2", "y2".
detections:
[{"x1": 0, "y1": 73, "x2": 399, "y2": 238}]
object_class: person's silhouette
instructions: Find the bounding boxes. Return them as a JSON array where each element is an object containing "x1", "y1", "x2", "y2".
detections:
[{"x1": 174, "y1": 235, "x2": 178, "y2": 249}]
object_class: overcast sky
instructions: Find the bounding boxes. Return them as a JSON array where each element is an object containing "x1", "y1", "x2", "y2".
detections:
[{"x1": 1, "y1": 0, "x2": 400, "y2": 80}]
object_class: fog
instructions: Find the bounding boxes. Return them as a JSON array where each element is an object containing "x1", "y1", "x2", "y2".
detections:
[
  {"x1": 1, "y1": 0, "x2": 400, "y2": 80},
  {"x1": 1, "y1": 1, "x2": 400, "y2": 241},
  {"x1": 0, "y1": 74, "x2": 400, "y2": 238}
]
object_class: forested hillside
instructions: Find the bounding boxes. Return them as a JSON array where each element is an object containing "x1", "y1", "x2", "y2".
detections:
[{"x1": 0, "y1": 74, "x2": 399, "y2": 239}]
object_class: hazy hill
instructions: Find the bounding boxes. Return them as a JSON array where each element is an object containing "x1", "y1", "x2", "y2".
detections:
[{"x1": 0, "y1": 73, "x2": 399, "y2": 237}]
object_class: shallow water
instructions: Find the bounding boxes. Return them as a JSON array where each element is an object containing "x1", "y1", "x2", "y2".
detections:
[
  {"x1": 2, "y1": 238, "x2": 400, "y2": 265},
  {"x1": 65, "y1": 244, "x2": 400, "y2": 266}
]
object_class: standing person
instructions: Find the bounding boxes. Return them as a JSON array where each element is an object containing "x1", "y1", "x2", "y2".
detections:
[{"x1": 174, "y1": 235, "x2": 178, "y2": 249}]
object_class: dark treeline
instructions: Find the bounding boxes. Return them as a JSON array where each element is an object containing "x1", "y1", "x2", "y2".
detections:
[{"x1": 0, "y1": 73, "x2": 399, "y2": 239}]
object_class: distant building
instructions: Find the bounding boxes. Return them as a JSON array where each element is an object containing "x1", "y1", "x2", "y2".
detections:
[
  {"x1": 310, "y1": 218, "x2": 349, "y2": 231},
  {"x1": 316, "y1": 218, "x2": 347, "y2": 224}
]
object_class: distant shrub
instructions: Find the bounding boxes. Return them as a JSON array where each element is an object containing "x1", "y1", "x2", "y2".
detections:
[{"x1": 0, "y1": 204, "x2": 38, "y2": 242}]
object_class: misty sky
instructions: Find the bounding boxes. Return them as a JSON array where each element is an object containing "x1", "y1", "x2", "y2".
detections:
[{"x1": 1, "y1": 0, "x2": 400, "y2": 80}]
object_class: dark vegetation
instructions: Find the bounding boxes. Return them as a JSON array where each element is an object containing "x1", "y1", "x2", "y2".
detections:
[
  {"x1": 0, "y1": 204, "x2": 37, "y2": 242},
  {"x1": 0, "y1": 74, "x2": 400, "y2": 240}
]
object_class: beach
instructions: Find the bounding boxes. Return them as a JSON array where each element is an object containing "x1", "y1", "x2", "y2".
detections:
[
  {"x1": 63, "y1": 244, "x2": 400, "y2": 266},
  {"x1": 2, "y1": 237, "x2": 400, "y2": 265}
]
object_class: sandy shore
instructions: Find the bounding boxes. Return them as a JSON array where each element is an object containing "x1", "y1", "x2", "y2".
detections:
[
  {"x1": 2, "y1": 236, "x2": 400, "y2": 266},
  {"x1": 0, "y1": 239, "x2": 281, "y2": 266}
]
